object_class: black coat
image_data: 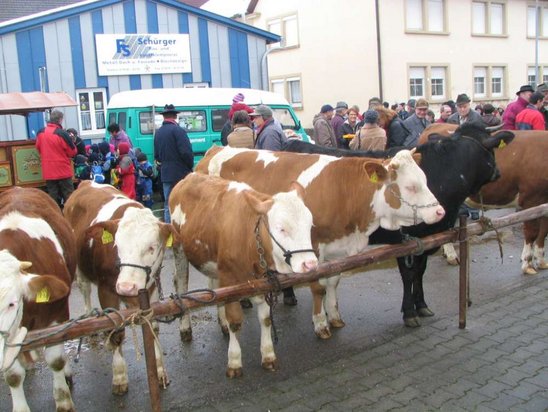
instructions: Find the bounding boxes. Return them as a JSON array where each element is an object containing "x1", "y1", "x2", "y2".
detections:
[{"x1": 154, "y1": 120, "x2": 194, "y2": 183}]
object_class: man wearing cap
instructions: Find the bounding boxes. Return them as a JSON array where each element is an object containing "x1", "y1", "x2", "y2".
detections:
[
  {"x1": 331, "y1": 101, "x2": 348, "y2": 147},
  {"x1": 154, "y1": 104, "x2": 194, "y2": 223},
  {"x1": 251, "y1": 104, "x2": 287, "y2": 151},
  {"x1": 313, "y1": 104, "x2": 337, "y2": 147},
  {"x1": 447, "y1": 93, "x2": 484, "y2": 128},
  {"x1": 402, "y1": 98, "x2": 430, "y2": 148},
  {"x1": 502, "y1": 85, "x2": 534, "y2": 130},
  {"x1": 515, "y1": 92, "x2": 546, "y2": 130},
  {"x1": 536, "y1": 83, "x2": 548, "y2": 129}
]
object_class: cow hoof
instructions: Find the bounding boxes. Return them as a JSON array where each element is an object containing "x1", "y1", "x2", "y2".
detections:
[
  {"x1": 417, "y1": 307, "x2": 434, "y2": 317},
  {"x1": 180, "y1": 330, "x2": 193, "y2": 342},
  {"x1": 240, "y1": 298, "x2": 253, "y2": 309},
  {"x1": 261, "y1": 359, "x2": 279, "y2": 371},
  {"x1": 283, "y1": 296, "x2": 298, "y2": 306},
  {"x1": 523, "y1": 267, "x2": 538, "y2": 276},
  {"x1": 446, "y1": 257, "x2": 459, "y2": 266},
  {"x1": 329, "y1": 318, "x2": 346, "y2": 328},
  {"x1": 112, "y1": 383, "x2": 128, "y2": 395},
  {"x1": 404, "y1": 317, "x2": 421, "y2": 328},
  {"x1": 226, "y1": 367, "x2": 243, "y2": 378},
  {"x1": 537, "y1": 262, "x2": 548, "y2": 270},
  {"x1": 159, "y1": 376, "x2": 170, "y2": 389},
  {"x1": 315, "y1": 327, "x2": 332, "y2": 340},
  {"x1": 56, "y1": 405, "x2": 75, "y2": 412}
]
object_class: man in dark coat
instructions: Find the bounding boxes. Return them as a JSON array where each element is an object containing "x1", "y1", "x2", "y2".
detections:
[{"x1": 154, "y1": 104, "x2": 194, "y2": 223}]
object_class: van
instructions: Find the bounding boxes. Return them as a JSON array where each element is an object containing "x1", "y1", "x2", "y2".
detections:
[{"x1": 106, "y1": 87, "x2": 310, "y2": 163}]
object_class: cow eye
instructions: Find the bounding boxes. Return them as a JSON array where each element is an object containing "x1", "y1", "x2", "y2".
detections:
[
  {"x1": 405, "y1": 186, "x2": 418, "y2": 194},
  {"x1": 8, "y1": 302, "x2": 15, "y2": 308}
]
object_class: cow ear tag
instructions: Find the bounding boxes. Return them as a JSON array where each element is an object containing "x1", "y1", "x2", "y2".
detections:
[
  {"x1": 369, "y1": 171, "x2": 379, "y2": 184},
  {"x1": 166, "y1": 233, "x2": 173, "y2": 248},
  {"x1": 36, "y1": 287, "x2": 50, "y2": 303},
  {"x1": 498, "y1": 140, "x2": 507, "y2": 149},
  {"x1": 102, "y1": 229, "x2": 114, "y2": 244}
]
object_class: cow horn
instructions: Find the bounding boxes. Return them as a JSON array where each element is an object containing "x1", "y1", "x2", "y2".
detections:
[
  {"x1": 409, "y1": 147, "x2": 417, "y2": 154},
  {"x1": 20, "y1": 261, "x2": 32, "y2": 270},
  {"x1": 485, "y1": 124, "x2": 504, "y2": 132}
]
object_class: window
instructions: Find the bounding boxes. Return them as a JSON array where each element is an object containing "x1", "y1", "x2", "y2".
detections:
[
  {"x1": 527, "y1": 4, "x2": 548, "y2": 38},
  {"x1": 527, "y1": 65, "x2": 548, "y2": 87},
  {"x1": 77, "y1": 88, "x2": 107, "y2": 136},
  {"x1": 139, "y1": 110, "x2": 206, "y2": 135},
  {"x1": 430, "y1": 67, "x2": 446, "y2": 98},
  {"x1": 473, "y1": 65, "x2": 506, "y2": 99},
  {"x1": 472, "y1": 1, "x2": 506, "y2": 36},
  {"x1": 270, "y1": 76, "x2": 303, "y2": 109},
  {"x1": 409, "y1": 67, "x2": 425, "y2": 98},
  {"x1": 406, "y1": 0, "x2": 446, "y2": 33},
  {"x1": 212, "y1": 109, "x2": 229, "y2": 132},
  {"x1": 408, "y1": 65, "x2": 448, "y2": 100},
  {"x1": 268, "y1": 14, "x2": 299, "y2": 47}
]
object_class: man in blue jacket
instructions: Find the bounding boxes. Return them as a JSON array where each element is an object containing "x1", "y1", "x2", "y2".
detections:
[{"x1": 154, "y1": 104, "x2": 194, "y2": 223}]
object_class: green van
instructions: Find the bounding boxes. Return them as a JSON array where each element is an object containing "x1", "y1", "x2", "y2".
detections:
[{"x1": 106, "y1": 87, "x2": 310, "y2": 164}]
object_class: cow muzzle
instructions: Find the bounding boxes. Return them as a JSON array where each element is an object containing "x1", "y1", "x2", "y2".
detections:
[{"x1": 115, "y1": 263, "x2": 153, "y2": 296}]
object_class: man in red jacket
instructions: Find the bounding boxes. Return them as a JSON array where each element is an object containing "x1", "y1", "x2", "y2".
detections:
[
  {"x1": 515, "y1": 92, "x2": 546, "y2": 130},
  {"x1": 36, "y1": 110, "x2": 77, "y2": 208}
]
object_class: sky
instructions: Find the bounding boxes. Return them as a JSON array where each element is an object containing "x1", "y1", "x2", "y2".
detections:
[{"x1": 201, "y1": 0, "x2": 249, "y2": 18}]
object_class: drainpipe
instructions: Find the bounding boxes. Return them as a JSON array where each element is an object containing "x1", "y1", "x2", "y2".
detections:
[
  {"x1": 261, "y1": 45, "x2": 282, "y2": 91},
  {"x1": 375, "y1": 0, "x2": 383, "y2": 101}
]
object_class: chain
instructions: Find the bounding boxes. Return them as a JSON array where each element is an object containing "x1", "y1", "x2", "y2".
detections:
[
  {"x1": 255, "y1": 221, "x2": 268, "y2": 272},
  {"x1": 387, "y1": 184, "x2": 441, "y2": 225}
]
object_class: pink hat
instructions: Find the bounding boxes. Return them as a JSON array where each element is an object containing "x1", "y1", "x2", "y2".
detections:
[{"x1": 232, "y1": 93, "x2": 245, "y2": 104}]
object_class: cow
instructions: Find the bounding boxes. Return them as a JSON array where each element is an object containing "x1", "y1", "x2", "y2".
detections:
[
  {"x1": 419, "y1": 124, "x2": 548, "y2": 275},
  {"x1": 0, "y1": 187, "x2": 75, "y2": 412},
  {"x1": 169, "y1": 173, "x2": 318, "y2": 377},
  {"x1": 284, "y1": 123, "x2": 514, "y2": 326},
  {"x1": 63, "y1": 181, "x2": 174, "y2": 395},
  {"x1": 193, "y1": 146, "x2": 445, "y2": 338}
]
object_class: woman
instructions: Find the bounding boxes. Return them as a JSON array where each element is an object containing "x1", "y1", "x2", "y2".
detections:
[
  {"x1": 375, "y1": 106, "x2": 412, "y2": 149},
  {"x1": 338, "y1": 107, "x2": 360, "y2": 149},
  {"x1": 227, "y1": 110, "x2": 255, "y2": 148},
  {"x1": 350, "y1": 110, "x2": 386, "y2": 151}
]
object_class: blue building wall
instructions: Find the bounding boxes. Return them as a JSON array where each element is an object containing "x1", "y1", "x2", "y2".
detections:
[{"x1": 0, "y1": 0, "x2": 275, "y2": 140}]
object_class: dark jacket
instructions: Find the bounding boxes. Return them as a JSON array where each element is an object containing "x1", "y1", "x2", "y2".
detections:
[
  {"x1": 386, "y1": 116, "x2": 412, "y2": 149},
  {"x1": 154, "y1": 120, "x2": 194, "y2": 183},
  {"x1": 447, "y1": 109, "x2": 485, "y2": 128},
  {"x1": 339, "y1": 120, "x2": 359, "y2": 150},
  {"x1": 402, "y1": 114, "x2": 430, "y2": 148},
  {"x1": 255, "y1": 119, "x2": 287, "y2": 151}
]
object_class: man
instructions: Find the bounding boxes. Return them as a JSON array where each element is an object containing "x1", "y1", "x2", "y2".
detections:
[
  {"x1": 368, "y1": 97, "x2": 382, "y2": 110},
  {"x1": 515, "y1": 92, "x2": 546, "y2": 130},
  {"x1": 36, "y1": 109, "x2": 77, "y2": 208},
  {"x1": 107, "y1": 123, "x2": 133, "y2": 150},
  {"x1": 331, "y1": 101, "x2": 348, "y2": 147},
  {"x1": 502, "y1": 85, "x2": 534, "y2": 130},
  {"x1": 251, "y1": 104, "x2": 287, "y2": 151},
  {"x1": 313, "y1": 104, "x2": 337, "y2": 147},
  {"x1": 536, "y1": 83, "x2": 548, "y2": 130},
  {"x1": 436, "y1": 104, "x2": 453, "y2": 123},
  {"x1": 447, "y1": 94, "x2": 484, "y2": 127},
  {"x1": 402, "y1": 98, "x2": 430, "y2": 148},
  {"x1": 154, "y1": 104, "x2": 194, "y2": 223},
  {"x1": 397, "y1": 102, "x2": 409, "y2": 120}
]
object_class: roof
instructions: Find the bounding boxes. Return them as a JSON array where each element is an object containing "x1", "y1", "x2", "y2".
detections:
[
  {"x1": 107, "y1": 87, "x2": 290, "y2": 109},
  {"x1": 0, "y1": 0, "x2": 280, "y2": 43},
  {"x1": 0, "y1": 92, "x2": 77, "y2": 115}
]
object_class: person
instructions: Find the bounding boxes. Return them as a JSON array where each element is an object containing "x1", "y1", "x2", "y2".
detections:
[
  {"x1": 221, "y1": 93, "x2": 254, "y2": 145},
  {"x1": 331, "y1": 101, "x2": 348, "y2": 145},
  {"x1": 98, "y1": 140, "x2": 115, "y2": 185},
  {"x1": 227, "y1": 110, "x2": 255, "y2": 148},
  {"x1": 447, "y1": 94, "x2": 484, "y2": 128},
  {"x1": 338, "y1": 107, "x2": 360, "y2": 149},
  {"x1": 426, "y1": 110, "x2": 435, "y2": 123},
  {"x1": 515, "y1": 92, "x2": 546, "y2": 130},
  {"x1": 115, "y1": 142, "x2": 136, "y2": 199},
  {"x1": 73, "y1": 154, "x2": 91, "y2": 186},
  {"x1": 107, "y1": 123, "x2": 133, "y2": 150},
  {"x1": 397, "y1": 102, "x2": 409, "y2": 120},
  {"x1": 474, "y1": 104, "x2": 484, "y2": 116},
  {"x1": 313, "y1": 104, "x2": 337, "y2": 147},
  {"x1": 502, "y1": 85, "x2": 534, "y2": 130},
  {"x1": 481, "y1": 103, "x2": 502, "y2": 126},
  {"x1": 35, "y1": 109, "x2": 77, "y2": 208},
  {"x1": 252, "y1": 104, "x2": 287, "y2": 150},
  {"x1": 436, "y1": 104, "x2": 452, "y2": 123},
  {"x1": 375, "y1": 106, "x2": 412, "y2": 149},
  {"x1": 368, "y1": 97, "x2": 383, "y2": 110},
  {"x1": 402, "y1": 98, "x2": 430, "y2": 148},
  {"x1": 154, "y1": 104, "x2": 194, "y2": 223},
  {"x1": 444, "y1": 99, "x2": 457, "y2": 114},
  {"x1": 536, "y1": 83, "x2": 548, "y2": 129},
  {"x1": 349, "y1": 110, "x2": 386, "y2": 151},
  {"x1": 350, "y1": 104, "x2": 362, "y2": 121},
  {"x1": 406, "y1": 99, "x2": 416, "y2": 117},
  {"x1": 66, "y1": 128, "x2": 86, "y2": 156},
  {"x1": 136, "y1": 152, "x2": 154, "y2": 208}
]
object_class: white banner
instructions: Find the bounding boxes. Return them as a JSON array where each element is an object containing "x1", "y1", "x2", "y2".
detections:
[{"x1": 95, "y1": 34, "x2": 191, "y2": 76}]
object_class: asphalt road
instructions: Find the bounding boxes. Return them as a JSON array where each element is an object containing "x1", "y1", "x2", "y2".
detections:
[{"x1": 0, "y1": 208, "x2": 544, "y2": 411}]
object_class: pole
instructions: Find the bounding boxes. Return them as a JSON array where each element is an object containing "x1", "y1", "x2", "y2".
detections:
[
  {"x1": 458, "y1": 215, "x2": 469, "y2": 329},
  {"x1": 535, "y1": 0, "x2": 540, "y2": 85},
  {"x1": 375, "y1": 0, "x2": 383, "y2": 101},
  {"x1": 138, "y1": 289, "x2": 161, "y2": 412}
]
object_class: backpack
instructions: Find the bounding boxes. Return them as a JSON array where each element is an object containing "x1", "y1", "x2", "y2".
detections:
[
  {"x1": 74, "y1": 163, "x2": 90, "y2": 181},
  {"x1": 91, "y1": 162, "x2": 105, "y2": 183}
]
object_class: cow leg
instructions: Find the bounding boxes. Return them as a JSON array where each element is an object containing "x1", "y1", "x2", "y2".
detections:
[
  {"x1": 76, "y1": 266, "x2": 92, "y2": 314},
  {"x1": 224, "y1": 301, "x2": 244, "y2": 378},
  {"x1": 172, "y1": 244, "x2": 192, "y2": 341},
  {"x1": 521, "y1": 219, "x2": 539, "y2": 275},
  {"x1": 397, "y1": 256, "x2": 420, "y2": 327},
  {"x1": 322, "y1": 274, "x2": 345, "y2": 329},
  {"x1": 4, "y1": 358, "x2": 30, "y2": 412},
  {"x1": 209, "y1": 278, "x2": 230, "y2": 336},
  {"x1": 45, "y1": 343, "x2": 75, "y2": 412},
  {"x1": 310, "y1": 281, "x2": 330, "y2": 339},
  {"x1": 442, "y1": 243, "x2": 459, "y2": 265},
  {"x1": 411, "y1": 255, "x2": 433, "y2": 317},
  {"x1": 147, "y1": 287, "x2": 168, "y2": 387},
  {"x1": 533, "y1": 217, "x2": 548, "y2": 270},
  {"x1": 252, "y1": 295, "x2": 278, "y2": 371}
]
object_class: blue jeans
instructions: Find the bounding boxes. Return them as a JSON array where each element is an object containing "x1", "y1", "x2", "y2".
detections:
[{"x1": 162, "y1": 182, "x2": 175, "y2": 223}]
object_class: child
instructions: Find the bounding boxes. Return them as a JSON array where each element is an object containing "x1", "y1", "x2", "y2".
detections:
[
  {"x1": 136, "y1": 152, "x2": 154, "y2": 208},
  {"x1": 98, "y1": 141, "x2": 115, "y2": 185},
  {"x1": 73, "y1": 154, "x2": 91, "y2": 187},
  {"x1": 115, "y1": 142, "x2": 136, "y2": 199}
]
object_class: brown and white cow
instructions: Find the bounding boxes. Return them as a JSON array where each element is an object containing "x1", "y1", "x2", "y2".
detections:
[
  {"x1": 0, "y1": 187, "x2": 75, "y2": 412},
  {"x1": 63, "y1": 181, "x2": 174, "y2": 395},
  {"x1": 191, "y1": 146, "x2": 445, "y2": 339},
  {"x1": 420, "y1": 124, "x2": 548, "y2": 275},
  {"x1": 169, "y1": 173, "x2": 317, "y2": 377}
]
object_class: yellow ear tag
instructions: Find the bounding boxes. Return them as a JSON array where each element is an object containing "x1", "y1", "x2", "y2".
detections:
[
  {"x1": 498, "y1": 140, "x2": 507, "y2": 149},
  {"x1": 166, "y1": 233, "x2": 173, "y2": 248},
  {"x1": 369, "y1": 171, "x2": 379, "y2": 184},
  {"x1": 101, "y1": 229, "x2": 114, "y2": 244},
  {"x1": 35, "y1": 287, "x2": 50, "y2": 303}
]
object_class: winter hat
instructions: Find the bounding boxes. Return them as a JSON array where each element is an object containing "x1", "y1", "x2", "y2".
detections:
[
  {"x1": 363, "y1": 110, "x2": 379, "y2": 124},
  {"x1": 320, "y1": 104, "x2": 334, "y2": 113},
  {"x1": 98, "y1": 141, "x2": 111, "y2": 155},
  {"x1": 75, "y1": 154, "x2": 88, "y2": 165},
  {"x1": 232, "y1": 93, "x2": 245, "y2": 104},
  {"x1": 118, "y1": 142, "x2": 130, "y2": 156},
  {"x1": 137, "y1": 152, "x2": 148, "y2": 162}
]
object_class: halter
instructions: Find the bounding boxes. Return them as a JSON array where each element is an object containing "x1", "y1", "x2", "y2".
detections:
[
  {"x1": 0, "y1": 302, "x2": 26, "y2": 372},
  {"x1": 459, "y1": 135, "x2": 499, "y2": 182},
  {"x1": 117, "y1": 262, "x2": 153, "y2": 285}
]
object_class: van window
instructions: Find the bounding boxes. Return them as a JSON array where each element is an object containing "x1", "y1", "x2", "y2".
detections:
[
  {"x1": 118, "y1": 112, "x2": 127, "y2": 131},
  {"x1": 140, "y1": 112, "x2": 156, "y2": 135},
  {"x1": 108, "y1": 112, "x2": 117, "y2": 127},
  {"x1": 177, "y1": 111, "x2": 206, "y2": 132},
  {"x1": 212, "y1": 109, "x2": 229, "y2": 131},
  {"x1": 272, "y1": 108, "x2": 298, "y2": 129}
]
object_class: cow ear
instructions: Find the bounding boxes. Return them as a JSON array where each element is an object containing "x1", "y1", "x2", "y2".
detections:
[
  {"x1": 159, "y1": 223, "x2": 180, "y2": 248},
  {"x1": 23, "y1": 274, "x2": 70, "y2": 304},
  {"x1": 243, "y1": 190, "x2": 274, "y2": 215},
  {"x1": 411, "y1": 153, "x2": 422, "y2": 166},
  {"x1": 484, "y1": 131, "x2": 515, "y2": 150},
  {"x1": 289, "y1": 181, "x2": 306, "y2": 200},
  {"x1": 363, "y1": 162, "x2": 388, "y2": 184},
  {"x1": 84, "y1": 220, "x2": 119, "y2": 246}
]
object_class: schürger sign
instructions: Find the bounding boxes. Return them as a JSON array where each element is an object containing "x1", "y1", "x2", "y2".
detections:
[{"x1": 95, "y1": 34, "x2": 191, "y2": 76}]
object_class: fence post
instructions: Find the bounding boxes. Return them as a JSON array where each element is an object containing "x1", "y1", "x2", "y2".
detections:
[{"x1": 458, "y1": 215, "x2": 469, "y2": 329}]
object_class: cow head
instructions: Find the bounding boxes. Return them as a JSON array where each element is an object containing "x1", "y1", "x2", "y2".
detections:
[
  {"x1": 0, "y1": 250, "x2": 69, "y2": 372},
  {"x1": 246, "y1": 182, "x2": 318, "y2": 274},
  {"x1": 376, "y1": 150, "x2": 445, "y2": 229},
  {"x1": 85, "y1": 208, "x2": 175, "y2": 296}
]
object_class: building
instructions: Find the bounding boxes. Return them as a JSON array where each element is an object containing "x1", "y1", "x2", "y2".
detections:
[
  {"x1": 0, "y1": 0, "x2": 279, "y2": 141},
  {"x1": 242, "y1": 0, "x2": 548, "y2": 127}
]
